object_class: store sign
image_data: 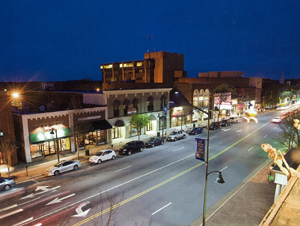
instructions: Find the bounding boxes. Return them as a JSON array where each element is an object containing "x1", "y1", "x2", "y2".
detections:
[
  {"x1": 214, "y1": 93, "x2": 231, "y2": 105},
  {"x1": 195, "y1": 138, "x2": 205, "y2": 161},
  {"x1": 128, "y1": 108, "x2": 137, "y2": 115}
]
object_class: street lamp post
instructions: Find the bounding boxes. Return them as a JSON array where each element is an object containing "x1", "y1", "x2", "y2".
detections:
[
  {"x1": 202, "y1": 95, "x2": 225, "y2": 226},
  {"x1": 50, "y1": 128, "x2": 60, "y2": 162}
]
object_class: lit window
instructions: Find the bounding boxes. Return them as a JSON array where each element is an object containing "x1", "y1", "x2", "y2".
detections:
[
  {"x1": 104, "y1": 64, "x2": 112, "y2": 69},
  {"x1": 136, "y1": 62, "x2": 143, "y2": 66}
]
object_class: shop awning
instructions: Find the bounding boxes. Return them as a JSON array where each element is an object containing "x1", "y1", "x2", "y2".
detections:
[
  {"x1": 115, "y1": 120, "x2": 125, "y2": 127},
  {"x1": 150, "y1": 114, "x2": 156, "y2": 121},
  {"x1": 91, "y1": 120, "x2": 112, "y2": 130},
  {"x1": 29, "y1": 128, "x2": 73, "y2": 144}
]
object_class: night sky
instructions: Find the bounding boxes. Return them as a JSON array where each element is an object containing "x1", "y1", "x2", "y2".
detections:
[{"x1": 1, "y1": 0, "x2": 299, "y2": 82}]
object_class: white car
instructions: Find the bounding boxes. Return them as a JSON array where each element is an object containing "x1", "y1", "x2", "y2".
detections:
[
  {"x1": 45, "y1": 160, "x2": 81, "y2": 176},
  {"x1": 166, "y1": 130, "x2": 186, "y2": 141},
  {"x1": 271, "y1": 117, "x2": 282, "y2": 123},
  {"x1": 89, "y1": 149, "x2": 116, "y2": 164}
]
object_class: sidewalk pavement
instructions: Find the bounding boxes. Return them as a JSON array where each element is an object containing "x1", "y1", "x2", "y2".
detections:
[{"x1": 190, "y1": 159, "x2": 276, "y2": 226}]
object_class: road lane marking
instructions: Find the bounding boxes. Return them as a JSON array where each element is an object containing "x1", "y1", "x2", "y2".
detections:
[
  {"x1": 0, "y1": 208, "x2": 23, "y2": 220},
  {"x1": 115, "y1": 165, "x2": 132, "y2": 172},
  {"x1": 173, "y1": 147, "x2": 184, "y2": 152},
  {"x1": 220, "y1": 166, "x2": 228, "y2": 172},
  {"x1": 0, "y1": 204, "x2": 17, "y2": 213},
  {"x1": 151, "y1": 202, "x2": 172, "y2": 215},
  {"x1": 12, "y1": 217, "x2": 33, "y2": 226},
  {"x1": 236, "y1": 130, "x2": 242, "y2": 132},
  {"x1": 46, "y1": 193, "x2": 75, "y2": 205},
  {"x1": 264, "y1": 135, "x2": 268, "y2": 138},
  {"x1": 248, "y1": 147, "x2": 253, "y2": 152}
]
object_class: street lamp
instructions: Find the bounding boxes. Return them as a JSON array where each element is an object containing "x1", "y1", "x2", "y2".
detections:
[
  {"x1": 202, "y1": 95, "x2": 225, "y2": 226},
  {"x1": 50, "y1": 128, "x2": 60, "y2": 162}
]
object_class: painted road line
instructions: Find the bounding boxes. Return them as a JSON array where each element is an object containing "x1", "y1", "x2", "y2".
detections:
[
  {"x1": 248, "y1": 147, "x2": 253, "y2": 152},
  {"x1": 264, "y1": 135, "x2": 268, "y2": 138},
  {"x1": 0, "y1": 204, "x2": 17, "y2": 213},
  {"x1": 12, "y1": 217, "x2": 33, "y2": 226},
  {"x1": 0, "y1": 208, "x2": 23, "y2": 220},
  {"x1": 173, "y1": 147, "x2": 184, "y2": 152},
  {"x1": 115, "y1": 165, "x2": 132, "y2": 172},
  {"x1": 151, "y1": 202, "x2": 172, "y2": 215}
]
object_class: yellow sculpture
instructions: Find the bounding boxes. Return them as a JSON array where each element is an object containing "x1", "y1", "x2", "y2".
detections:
[{"x1": 261, "y1": 118, "x2": 300, "y2": 180}]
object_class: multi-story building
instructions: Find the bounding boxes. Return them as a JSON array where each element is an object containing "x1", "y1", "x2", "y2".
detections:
[
  {"x1": 101, "y1": 51, "x2": 186, "y2": 90},
  {"x1": 85, "y1": 88, "x2": 172, "y2": 140}
]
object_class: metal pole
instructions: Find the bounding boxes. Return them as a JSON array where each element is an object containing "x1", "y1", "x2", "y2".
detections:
[
  {"x1": 203, "y1": 95, "x2": 211, "y2": 226},
  {"x1": 56, "y1": 129, "x2": 60, "y2": 162}
]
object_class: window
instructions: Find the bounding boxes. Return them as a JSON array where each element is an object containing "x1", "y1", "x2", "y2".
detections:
[
  {"x1": 113, "y1": 127, "x2": 122, "y2": 139},
  {"x1": 147, "y1": 96, "x2": 154, "y2": 111},
  {"x1": 124, "y1": 105, "x2": 128, "y2": 116},
  {"x1": 136, "y1": 62, "x2": 143, "y2": 66},
  {"x1": 147, "y1": 121, "x2": 153, "y2": 131},
  {"x1": 114, "y1": 106, "x2": 119, "y2": 117}
]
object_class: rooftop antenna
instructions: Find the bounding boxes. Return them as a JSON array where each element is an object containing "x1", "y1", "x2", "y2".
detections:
[{"x1": 147, "y1": 35, "x2": 153, "y2": 53}]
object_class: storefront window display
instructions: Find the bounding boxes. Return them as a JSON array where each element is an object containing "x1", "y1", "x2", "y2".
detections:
[
  {"x1": 130, "y1": 124, "x2": 139, "y2": 137},
  {"x1": 83, "y1": 131, "x2": 105, "y2": 146},
  {"x1": 113, "y1": 127, "x2": 122, "y2": 139},
  {"x1": 30, "y1": 137, "x2": 71, "y2": 159}
]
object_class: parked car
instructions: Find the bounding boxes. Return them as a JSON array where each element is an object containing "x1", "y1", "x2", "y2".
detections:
[
  {"x1": 145, "y1": 137, "x2": 164, "y2": 148},
  {"x1": 166, "y1": 130, "x2": 186, "y2": 141},
  {"x1": 221, "y1": 119, "x2": 230, "y2": 127},
  {"x1": 119, "y1": 141, "x2": 145, "y2": 155},
  {"x1": 188, "y1": 127, "x2": 204, "y2": 135},
  {"x1": 45, "y1": 160, "x2": 81, "y2": 176},
  {"x1": 0, "y1": 177, "x2": 16, "y2": 191},
  {"x1": 271, "y1": 117, "x2": 282, "y2": 123},
  {"x1": 229, "y1": 116, "x2": 238, "y2": 123},
  {"x1": 209, "y1": 122, "x2": 221, "y2": 130},
  {"x1": 89, "y1": 149, "x2": 116, "y2": 164}
]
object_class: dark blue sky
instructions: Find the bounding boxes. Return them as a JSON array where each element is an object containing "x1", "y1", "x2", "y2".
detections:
[{"x1": 1, "y1": 0, "x2": 299, "y2": 82}]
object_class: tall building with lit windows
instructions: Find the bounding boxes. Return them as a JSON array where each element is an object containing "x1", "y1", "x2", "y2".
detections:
[{"x1": 101, "y1": 51, "x2": 186, "y2": 90}]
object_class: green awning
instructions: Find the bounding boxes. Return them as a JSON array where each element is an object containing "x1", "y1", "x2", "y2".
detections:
[{"x1": 29, "y1": 128, "x2": 73, "y2": 144}]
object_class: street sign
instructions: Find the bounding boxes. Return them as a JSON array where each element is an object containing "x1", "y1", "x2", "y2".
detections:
[{"x1": 195, "y1": 138, "x2": 205, "y2": 161}]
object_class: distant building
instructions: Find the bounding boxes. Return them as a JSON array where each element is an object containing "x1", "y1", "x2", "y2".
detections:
[{"x1": 101, "y1": 51, "x2": 186, "y2": 90}]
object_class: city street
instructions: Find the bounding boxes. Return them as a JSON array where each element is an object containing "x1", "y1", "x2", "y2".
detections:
[{"x1": 0, "y1": 111, "x2": 282, "y2": 226}]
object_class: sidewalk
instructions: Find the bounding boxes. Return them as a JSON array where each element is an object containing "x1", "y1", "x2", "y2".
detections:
[
  {"x1": 190, "y1": 159, "x2": 276, "y2": 226},
  {"x1": 0, "y1": 150, "x2": 89, "y2": 182}
]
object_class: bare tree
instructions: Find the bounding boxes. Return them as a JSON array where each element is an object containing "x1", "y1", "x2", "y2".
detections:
[
  {"x1": 0, "y1": 139, "x2": 18, "y2": 177},
  {"x1": 275, "y1": 109, "x2": 300, "y2": 151}
]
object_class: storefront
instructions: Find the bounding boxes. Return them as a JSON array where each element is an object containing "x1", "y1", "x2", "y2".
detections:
[
  {"x1": 14, "y1": 107, "x2": 110, "y2": 163},
  {"x1": 171, "y1": 106, "x2": 193, "y2": 128},
  {"x1": 29, "y1": 126, "x2": 72, "y2": 158}
]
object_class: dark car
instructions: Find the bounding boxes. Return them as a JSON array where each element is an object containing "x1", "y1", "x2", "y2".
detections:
[
  {"x1": 209, "y1": 122, "x2": 221, "y2": 130},
  {"x1": 229, "y1": 116, "x2": 238, "y2": 124},
  {"x1": 188, "y1": 127, "x2": 204, "y2": 135},
  {"x1": 145, "y1": 137, "x2": 164, "y2": 148},
  {"x1": 119, "y1": 141, "x2": 145, "y2": 155},
  {"x1": 221, "y1": 119, "x2": 230, "y2": 127}
]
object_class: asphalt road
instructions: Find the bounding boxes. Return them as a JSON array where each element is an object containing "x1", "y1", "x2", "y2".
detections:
[{"x1": 0, "y1": 110, "x2": 283, "y2": 226}]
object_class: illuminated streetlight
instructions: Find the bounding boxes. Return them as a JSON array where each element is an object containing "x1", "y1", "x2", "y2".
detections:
[{"x1": 12, "y1": 92, "x2": 19, "y2": 99}]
